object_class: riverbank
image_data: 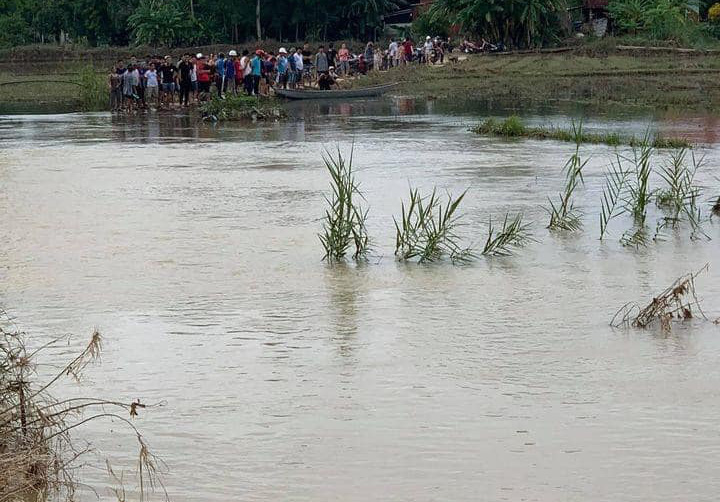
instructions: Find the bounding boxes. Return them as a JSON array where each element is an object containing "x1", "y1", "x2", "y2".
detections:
[
  {"x1": 3, "y1": 42, "x2": 720, "y2": 113},
  {"x1": 360, "y1": 48, "x2": 720, "y2": 111}
]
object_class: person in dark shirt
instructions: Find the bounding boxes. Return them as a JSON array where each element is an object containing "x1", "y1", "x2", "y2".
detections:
[
  {"x1": 177, "y1": 53, "x2": 193, "y2": 106},
  {"x1": 159, "y1": 56, "x2": 177, "y2": 106},
  {"x1": 318, "y1": 71, "x2": 335, "y2": 90},
  {"x1": 326, "y1": 43, "x2": 338, "y2": 69}
]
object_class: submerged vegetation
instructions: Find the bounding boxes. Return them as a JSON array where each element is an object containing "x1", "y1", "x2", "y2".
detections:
[
  {"x1": 611, "y1": 264, "x2": 710, "y2": 333},
  {"x1": 472, "y1": 116, "x2": 692, "y2": 149},
  {"x1": 319, "y1": 148, "x2": 370, "y2": 262},
  {"x1": 200, "y1": 94, "x2": 286, "y2": 121},
  {"x1": 0, "y1": 313, "x2": 164, "y2": 501},
  {"x1": 598, "y1": 139, "x2": 710, "y2": 246},
  {"x1": 481, "y1": 213, "x2": 533, "y2": 256},
  {"x1": 394, "y1": 188, "x2": 473, "y2": 263},
  {"x1": 545, "y1": 122, "x2": 587, "y2": 231}
]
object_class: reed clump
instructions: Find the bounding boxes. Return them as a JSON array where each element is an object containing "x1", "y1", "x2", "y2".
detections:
[
  {"x1": 319, "y1": 148, "x2": 370, "y2": 262},
  {"x1": 0, "y1": 312, "x2": 164, "y2": 502},
  {"x1": 611, "y1": 264, "x2": 709, "y2": 333},
  {"x1": 481, "y1": 213, "x2": 534, "y2": 256},
  {"x1": 472, "y1": 116, "x2": 692, "y2": 149},
  {"x1": 74, "y1": 65, "x2": 106, "y2": 111},
  {"x1": 599, "y1": 139, "x2": 710, "y2": 246},
  {"x1": 394, "y1": 188, "x2": 473, "y2": 263},
  {"x1": 545, "y1": 121, "x2": 587, "y2": 232}
]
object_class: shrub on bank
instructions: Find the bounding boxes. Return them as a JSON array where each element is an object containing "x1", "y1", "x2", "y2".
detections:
[{"x1": 199, "y1": 94, "x2": 286, "y2": 121}]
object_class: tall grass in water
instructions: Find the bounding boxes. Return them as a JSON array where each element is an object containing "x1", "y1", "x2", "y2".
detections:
[
  {"x1": 655, "y1": 148, "x2": 706, "y2": 237},
  {"x1": 599, "y1": 154, "x2": 632, "y2": 240},
  {"x1": 319, "y1": 148, "x2": 370, "y2": 262},
  {"x1": 481, "y1": 213, "x2": 534, "y2": 256},
  {"x1": 394, "y1": 188, "x2": 472, "y2": 263},
  {"x1": 625, "y1": 137, "x2": 654, "y2": 226},
  {"x1": 599, "y1": 141, "x2": 711, "y2": 246},
  {"x1": 74, "y1": 65, "x2": 106, "y2": 111},
  {"x1": 546, "y1": 121, "x2": 587, "y2": 231},
  {"x1": 0, "y1": 313, "x2": 165, "y2": 501}
]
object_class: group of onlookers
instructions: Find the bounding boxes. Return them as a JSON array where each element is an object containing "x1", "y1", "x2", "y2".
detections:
[{"x1": 108, "y1": 36, "x2": 452, "y2": 111}]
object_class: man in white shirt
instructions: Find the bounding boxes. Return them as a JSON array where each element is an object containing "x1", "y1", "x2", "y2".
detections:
[
  {"x1": 423, "y1": 36, "x2": 433, "y2": 65},
  {"x1": 388, "y1": 38, "x2": 398, "y2": 67},
  {"x1": 293, "y1": 48, "x2": 304, "y2": 87}
]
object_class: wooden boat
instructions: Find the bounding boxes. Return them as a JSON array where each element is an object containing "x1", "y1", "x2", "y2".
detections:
[{"x1": 274, "y1": 83, "x2": 398, "y2": 100}]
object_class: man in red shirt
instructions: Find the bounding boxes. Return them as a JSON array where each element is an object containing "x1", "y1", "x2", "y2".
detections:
[
  {"x1": 196, "y1": 53, "x2": 211, "y2": 94},
  {"x1": 403, "y1": 39, "x2": 414, "y2": 63}
]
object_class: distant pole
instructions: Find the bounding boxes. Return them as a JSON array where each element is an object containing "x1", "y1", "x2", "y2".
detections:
[{"x1": 256, "y1": 0, "x2": 262, "y2": 40}]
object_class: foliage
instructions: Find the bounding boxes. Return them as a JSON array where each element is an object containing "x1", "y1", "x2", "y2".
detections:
[
  {"x1": 609, "y1": 0, "x2": 704, "y2": 44},
  {"x1": 472, "y1": 117, "x2": 691, "y2": 148},
  {"x1": 545, "y1": 121, "x2": 587, "y2": 231},
  {"x1": 75, "y1": 65, "x2": 106, "y2": 111},
  {"x1": 600, "y1": 155, "x2": 632, "y2": 240},
  {"x1": 394, "y1": 187, "x2": 473, "y2": 263},
  {"x1": 0, "y1": 312, "x2": 165, "y2": 502},
  {"x1": 625, "y1": 138, "x2": 654, "y2": 226},
  {"x1": 412, "y1": 10, "x2": 450, "y2": 39},
  {"x1": 428, "y1": 0, "x2": 569, "y2": 48},
  {"x1": 128, "y1": 0, "x2": 192, "y2": 47},
  {"x1": 200, "y1": 94, "x2": 286, "y2": 121},
  {"x1": 481, "y1": 213, "x2": 533, "y2": 256},
  {"x1": 319, "y1": 148, "x2": 370, "y2": 262},
  {"x1": 0, "y1": 0, "x2": 408, "y2": 48}
]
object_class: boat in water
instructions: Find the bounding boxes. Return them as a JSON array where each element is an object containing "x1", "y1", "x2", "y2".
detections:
[{"x1": 274, "y1": 83, "x2": 398, "y2": 100}]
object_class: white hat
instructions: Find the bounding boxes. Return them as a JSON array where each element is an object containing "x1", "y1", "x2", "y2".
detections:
[
  {"x1": 426, "y1": 36, "x2": 431, "y2": 40},
  {"x1": 196, "y1": 52, "x2": 204, "y2": 59},
  {"x1": 279, "y1": 47, "x2": 287, "y2": 54},
  {"x1": 228, "y1": 50, "x2": 237, "y2": 56}
]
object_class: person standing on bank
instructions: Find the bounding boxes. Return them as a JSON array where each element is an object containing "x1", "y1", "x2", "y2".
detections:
[{"x1": 314, "y1": 45, "x2": 329, "y2": 81}]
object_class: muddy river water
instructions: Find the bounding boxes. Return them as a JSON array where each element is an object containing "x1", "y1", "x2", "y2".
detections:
[{"x1": 1, "y1": 99, "x2": 719, "y2": 502}]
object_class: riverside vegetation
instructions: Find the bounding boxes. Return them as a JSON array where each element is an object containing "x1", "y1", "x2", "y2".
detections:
[
  {"x1": 319, "y1": 135, "x2": 717, "y2": 263},
  {"x1": 0, "y1": 313, "x2": 165, "y2": 502},
  {"x1": 472, "y1": 116, "x2": 692, "y2": 148}
]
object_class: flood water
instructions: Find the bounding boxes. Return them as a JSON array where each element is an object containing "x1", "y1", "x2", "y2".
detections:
[{"x1": 1, "y1": 99, "x2": 719, "y2": 502}]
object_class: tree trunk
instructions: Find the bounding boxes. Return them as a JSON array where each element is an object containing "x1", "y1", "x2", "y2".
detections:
[
  {"x1": 190, "y1": 0, "x2": 195, "y2": 18},
  {"x1": 256, "y1": 0, "x2": 262, "y2": 40}
]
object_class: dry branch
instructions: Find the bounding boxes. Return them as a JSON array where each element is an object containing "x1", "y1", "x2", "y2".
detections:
[{"x1": 611, "y1": 264, "x2": 710, "y2": 333}]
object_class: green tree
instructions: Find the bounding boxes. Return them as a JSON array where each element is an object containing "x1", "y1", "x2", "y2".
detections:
[
  {"x1": 128, "y1": 0, "x2": 191, "y2": 46},
  {"x1": 428, "y1": 0, "x2": 569, "y2": 48}
]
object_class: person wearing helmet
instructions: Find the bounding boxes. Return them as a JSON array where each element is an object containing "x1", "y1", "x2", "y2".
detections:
[
  {"x1": 276, "y1": 48, "x2": 289, "y2": 90},
  {"x1": 226, "y1": 50, "x2": 237, "y2": 94}
]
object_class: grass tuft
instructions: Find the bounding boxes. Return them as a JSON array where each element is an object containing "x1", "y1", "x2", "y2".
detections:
[
  {"x1": 546, "y1": 121, "x2": 587, "y2": 232},
  {"x1": 394, "y1": 187, "x2": 473, "y2": 263},
  {"x1": 481, "y1": 213, "x2": 534, "y2": 256},
  {"x1": 319, "y1": 147, "x2": 370, "y2": 263}
]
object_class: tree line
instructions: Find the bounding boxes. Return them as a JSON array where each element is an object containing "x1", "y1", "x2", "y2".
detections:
[
  {"x1": 1, "y1": 0, "x2": 719, "y2": 49},
  {"x1": 0, "y1": 0, "x2": 405, "y2": 48}
]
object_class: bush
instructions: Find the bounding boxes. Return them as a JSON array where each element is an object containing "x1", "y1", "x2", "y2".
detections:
[{"x1": 608, "y1": 0, "x2": 704, "y2": 44}]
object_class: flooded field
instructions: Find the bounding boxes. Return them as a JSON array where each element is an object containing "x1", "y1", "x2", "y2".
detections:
[{"x1": 1, "y1": 99, "x2": 719, "y2": 502}]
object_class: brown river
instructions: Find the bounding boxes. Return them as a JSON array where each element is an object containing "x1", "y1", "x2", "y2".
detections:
[{"x1": 1, "y1": 99, "x2": 719, "y2": 502}]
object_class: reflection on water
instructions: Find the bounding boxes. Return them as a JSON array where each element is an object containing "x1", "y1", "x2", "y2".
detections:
[{"x1": 0, "y1": 101, "x2": 719, "y2": 502}]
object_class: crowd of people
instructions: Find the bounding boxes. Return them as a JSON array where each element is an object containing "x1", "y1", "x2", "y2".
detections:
[{"x1": 108, "y1": 36, "x2": 453, "y2": 112}]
